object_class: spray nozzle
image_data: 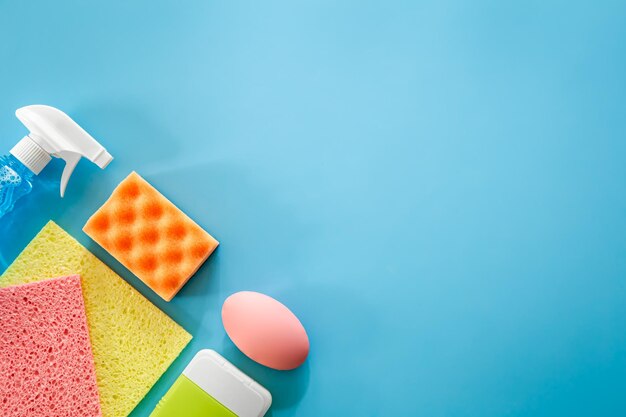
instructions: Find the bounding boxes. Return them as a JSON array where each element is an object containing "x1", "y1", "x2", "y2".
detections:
[{"x1": 10, "y1": 105, "x2": 113, "y2": 197}]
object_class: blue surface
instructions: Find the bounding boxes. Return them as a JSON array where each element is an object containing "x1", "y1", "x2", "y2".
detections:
[{"x1": 1, "y1": 1, "x2": 626, "y2": 416}]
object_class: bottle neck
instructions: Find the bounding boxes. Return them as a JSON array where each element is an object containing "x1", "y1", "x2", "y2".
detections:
[
  {"x1": 5, "y1": 154, "x2": 36, "y2": 180},
  {"x1": 10, "y1": 136, "x2": 51, "y2": 175}
]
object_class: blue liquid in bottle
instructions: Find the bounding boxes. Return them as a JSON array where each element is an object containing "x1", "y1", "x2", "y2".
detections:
[{"x1": 0, "y1": 154, "x2": 34, "y2": 218}]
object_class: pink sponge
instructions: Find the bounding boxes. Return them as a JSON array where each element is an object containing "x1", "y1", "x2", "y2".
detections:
[{"x1": 0, "y1": 275, "x2": 102, "y2": 417}]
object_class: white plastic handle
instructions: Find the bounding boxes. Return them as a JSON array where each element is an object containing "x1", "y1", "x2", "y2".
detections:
[{"x1": 15, "y1": 105, "x2": 113, "y2": 197}]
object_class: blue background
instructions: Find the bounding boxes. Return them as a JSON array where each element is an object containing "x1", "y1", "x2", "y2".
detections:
[{"x1": 1, "y1": 1, "x2": 625, "y2": 416}]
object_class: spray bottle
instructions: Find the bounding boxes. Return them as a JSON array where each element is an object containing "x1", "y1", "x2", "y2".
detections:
[{"x1": 0, "y1": 105, "x2": 112, "y2": 218}]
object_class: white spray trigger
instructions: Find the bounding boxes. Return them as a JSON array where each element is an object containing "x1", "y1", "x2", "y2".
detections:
[
  {"x1": 12, "y1": 105, "x2": 113, "y2": 197},
  {"x1": 58, "y1": 151, "x2": 81, "y2": 197}
]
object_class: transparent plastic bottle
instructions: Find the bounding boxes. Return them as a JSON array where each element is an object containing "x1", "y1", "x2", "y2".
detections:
[{"x1": 0, "y1": 154, "x2": 34, "y2": 219}]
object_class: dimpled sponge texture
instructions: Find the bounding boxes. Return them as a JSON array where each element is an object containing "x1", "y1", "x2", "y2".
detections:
[
  {"x1": 0, "y1": 222, "x2": 192, "y2": 417},
  {"x1": 83, "y1": 171, "x2": 219, "y2": 301},
  {"x1": 0, "y1": 275, "x2": 102, "y2": 417}
]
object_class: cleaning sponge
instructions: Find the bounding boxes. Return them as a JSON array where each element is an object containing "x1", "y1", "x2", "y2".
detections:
[
  {"x1": 0, "y1": 222, "x2": 192, "y2": 417},
  {"x1": 0, "y1": 275, "x2": 102, "y2": 417},
  {"x1": 83, "y1": 171, "x2": 219, "y2": 301}
]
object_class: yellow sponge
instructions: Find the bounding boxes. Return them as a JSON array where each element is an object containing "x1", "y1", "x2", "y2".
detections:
[{"x1": 0, "y1": 221, "x2": 192, "y2": 417}]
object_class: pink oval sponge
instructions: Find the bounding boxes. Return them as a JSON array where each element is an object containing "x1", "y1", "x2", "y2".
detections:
[{"x1": 222, "y1": 291, "x2": 309, "y2": 370}]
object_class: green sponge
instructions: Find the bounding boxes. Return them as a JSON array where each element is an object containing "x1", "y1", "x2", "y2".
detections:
[{"x1": 0, "y1": 221, "x2": 192, "y2": 417}]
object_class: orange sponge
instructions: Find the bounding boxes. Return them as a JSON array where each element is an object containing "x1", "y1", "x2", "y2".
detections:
[{"x1": 83, "y1": 172, "x2": 218, "y2": 301}]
